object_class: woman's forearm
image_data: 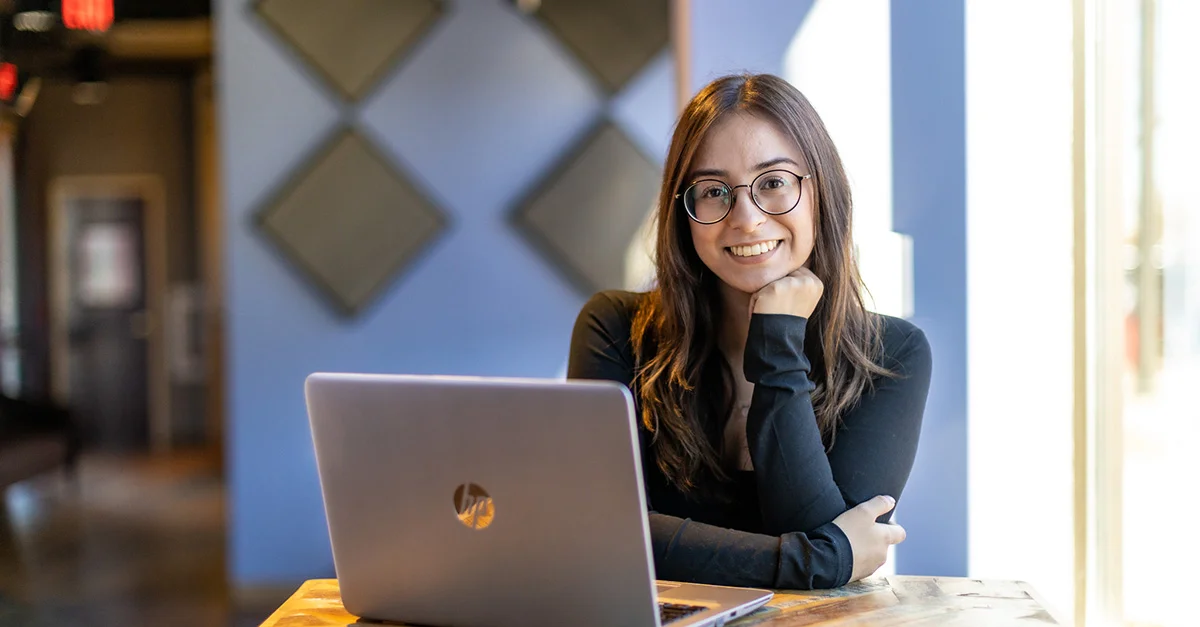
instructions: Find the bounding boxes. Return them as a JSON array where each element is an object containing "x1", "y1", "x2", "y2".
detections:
[
  {"x1": 743, "y1": 313, "x2": 848, "y2": 535},
  {"x1": 649, "y1": 511, "x2": 852, "y2": 589}
]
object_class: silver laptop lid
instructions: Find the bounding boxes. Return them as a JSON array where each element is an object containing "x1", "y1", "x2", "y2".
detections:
[{"x1": 305, "y1": 373, "x2": 661, "y2": 627}]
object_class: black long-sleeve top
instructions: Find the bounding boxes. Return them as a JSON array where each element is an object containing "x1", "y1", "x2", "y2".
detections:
[{"x1": 567, "y1": 291, "x2": 932, "y2": 590}]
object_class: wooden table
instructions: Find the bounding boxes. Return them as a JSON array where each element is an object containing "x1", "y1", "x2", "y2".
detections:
[{"x1": 259, "y1": 577, "x2": 1064, "y2": 626}]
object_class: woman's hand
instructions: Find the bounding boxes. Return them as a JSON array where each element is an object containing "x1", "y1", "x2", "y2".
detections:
[
  {"x1": 831, "y1": 495, "x2": 906, "y2": 582},
  {"x1": 749, "y1": 268, "x2": 824, "y2": 319}
]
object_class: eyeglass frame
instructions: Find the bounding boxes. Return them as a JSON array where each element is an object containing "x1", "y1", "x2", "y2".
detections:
[{"x1": 675, "y1": 169, "x2": 813, "y2": 225}]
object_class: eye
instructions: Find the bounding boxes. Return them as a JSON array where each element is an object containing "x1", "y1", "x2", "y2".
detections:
[
  {"x1": 697, "y1": 183, "x2": 728, "y2": 199},
  {"x1": 758, "y1": 176, "x2": 787, "y2": 190}
]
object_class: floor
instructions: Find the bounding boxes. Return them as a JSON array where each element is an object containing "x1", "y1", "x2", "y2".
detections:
[{"x1": 0, "y1": 451, "x2": 283, "y2": 627}]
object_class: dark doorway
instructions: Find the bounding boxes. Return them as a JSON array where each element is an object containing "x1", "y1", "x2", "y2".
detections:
[{"x1": 61, "y1": 197, "x2": 149, "y2": 450}]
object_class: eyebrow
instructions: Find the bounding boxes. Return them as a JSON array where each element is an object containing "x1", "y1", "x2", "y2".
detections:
[{"x1": 687, "y1": 157, "x2": 803, "y2": 181}]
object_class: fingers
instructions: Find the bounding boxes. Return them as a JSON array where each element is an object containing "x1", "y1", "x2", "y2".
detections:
[
  {"x1": 789, "y1": 268, "x2": 823, "y2": 287},
  {"x1": 857, "y1": 494, "x2": 897, "y2": 519},
  {"x1": 883, "y1": 522, "x2": 907, "y2": 545},
  {"x1": 789, "y1": 267, "x2": 817, "y2": 279},
  {"x1": 752, "y1": 269, "x2": 824, "y2": 317}
]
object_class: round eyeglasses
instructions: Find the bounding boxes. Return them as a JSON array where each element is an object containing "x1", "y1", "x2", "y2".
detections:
[{"x1": 676, "y1": 169, "x2": 812, "y2": 224}]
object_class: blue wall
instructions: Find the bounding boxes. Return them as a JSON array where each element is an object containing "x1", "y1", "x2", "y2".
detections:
[
  {"x1": 689, "y1": 0, "x2": 817, "y2": 88},
  {"x1": 889, "y1": 0, "x2": 967, "y2": 576},
  {"x1": 218, "y1": 0, "x2": 674, "y2": 586}
]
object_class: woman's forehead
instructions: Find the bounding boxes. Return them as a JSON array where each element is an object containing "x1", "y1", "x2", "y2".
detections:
[{"x1": 689, "y1": 112, "x2": 805, "y2": 174}]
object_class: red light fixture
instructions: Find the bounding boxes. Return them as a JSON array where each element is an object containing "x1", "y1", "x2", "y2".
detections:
[
  {"x1": 63, "y1": 0, "x2": 114, "y2": 32},
  {"x1": 0, "y1": 63, "x2": 17, "y2": 101}
]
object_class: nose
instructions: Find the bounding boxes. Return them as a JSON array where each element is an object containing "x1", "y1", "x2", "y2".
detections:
[{"x1": 725, "y1": 185, "x2": 765, "y2": 232}]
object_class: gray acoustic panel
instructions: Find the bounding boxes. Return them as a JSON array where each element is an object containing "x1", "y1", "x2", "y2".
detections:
[
  {"x1": 514, "y1": 123, "x2": 660, "y2": 295},
  {"x1": 256, "y1": 130, "x2": 446, "y2": 316},
  {"x1": 256, "y1": 0, "x2": 443, "y2": 101},
  {"x1": 531, "y1": 0, "x2": 669, "y2": 93}
]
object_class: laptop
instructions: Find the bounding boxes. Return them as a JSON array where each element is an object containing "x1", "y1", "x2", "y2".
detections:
[{"x1": 305, "y1": 372, "x2": 774, "y2": 627}]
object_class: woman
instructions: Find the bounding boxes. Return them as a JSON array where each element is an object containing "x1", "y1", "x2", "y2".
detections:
[{"x1": 567, "y1": 74, "x2": 932, "y2": 590}]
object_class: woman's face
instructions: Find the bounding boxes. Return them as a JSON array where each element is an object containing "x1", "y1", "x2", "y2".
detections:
[{"x1": 686, "y1": 112, "x2": 815, "y2": 295}]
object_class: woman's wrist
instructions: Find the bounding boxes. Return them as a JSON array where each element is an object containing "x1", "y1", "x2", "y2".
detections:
[{"x1": 744, "y1": 314, "x2": 812, "y2": 386}]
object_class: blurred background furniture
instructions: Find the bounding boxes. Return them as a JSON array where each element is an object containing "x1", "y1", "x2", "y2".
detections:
[{"x1": 0, "y1": 395, "x2": 80, "y2": 491}]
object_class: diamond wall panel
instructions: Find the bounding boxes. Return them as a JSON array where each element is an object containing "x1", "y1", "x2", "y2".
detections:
[
  {"x1": 256, "y1": 0, "x2": 442, "y2": 101},
  {"x1": 514, "y1": 123, "x2": 661, "y2": 295},
  {"x1": 531, "y1": 0, "x2": 669, "y2": 93},
  {"x1": 255, "y1": 130, "x2": 446, "y2": 316}
]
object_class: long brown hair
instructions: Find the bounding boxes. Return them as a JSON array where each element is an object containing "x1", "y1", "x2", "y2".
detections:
[{"x1": 630, "y1": 73, "x2": 892, "y2": 496}]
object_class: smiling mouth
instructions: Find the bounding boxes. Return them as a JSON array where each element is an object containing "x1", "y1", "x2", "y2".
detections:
[{"x1": 727, "y1": 240, "x2": 781, "y2": 258}]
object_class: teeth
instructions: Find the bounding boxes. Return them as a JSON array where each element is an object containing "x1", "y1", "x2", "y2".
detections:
[{"x1": 729, "y1": 240, "x2": 778, "y2": 257}]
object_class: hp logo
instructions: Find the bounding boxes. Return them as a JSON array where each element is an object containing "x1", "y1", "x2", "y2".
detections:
[{"x1": 453, "y1": 483, "x2": 495, "y2": 530}]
